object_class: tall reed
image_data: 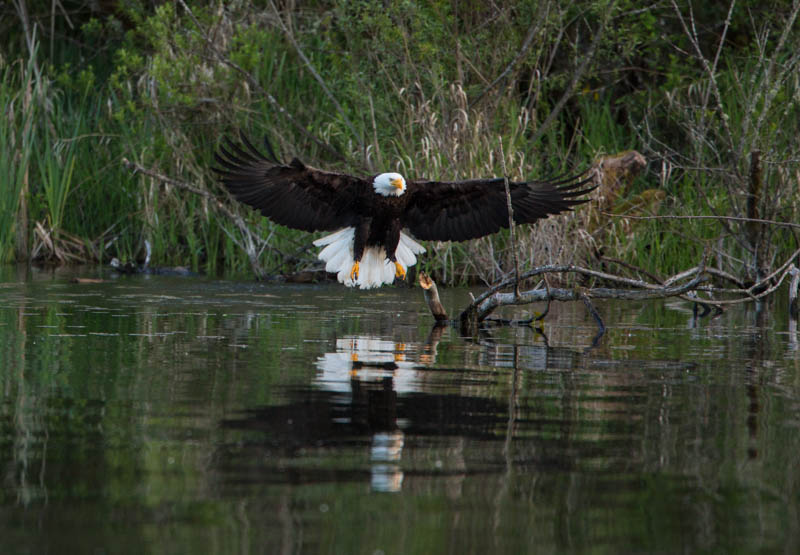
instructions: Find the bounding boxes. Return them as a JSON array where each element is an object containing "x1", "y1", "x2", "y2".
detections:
[
  {"x1": 0, "y1": 50, "x2": 38, "y2": 263},
  {"x1": 37, "y1": 115, "x2": 78, "y2": 240}
]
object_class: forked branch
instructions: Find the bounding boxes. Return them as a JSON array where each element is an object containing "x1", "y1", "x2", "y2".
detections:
[{"x1": 456, "y1": 265, "x2": 707, "y2": 336}]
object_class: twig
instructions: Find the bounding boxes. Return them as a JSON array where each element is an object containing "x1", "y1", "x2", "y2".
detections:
[
  {"x1": 499, "y1": 139, "x2": 520, "y2": 298},
  {"x1": 268, "y1": 0, "x2": 364, "y2": 156},
  {"x1": 691, "y1": 263, "x2": 797, "y2": 306},
  {"x1": 670, "y1": 0, "x2": 736, "y2": 152},
  {"x1": 603, "y1": 213, "x2": 800, "y2": 231},
  {"x1": 663, "y1": 264, "x2": 706, "y2": 287},
  {"x1": 600, "y1": 255, "x2": 664, "y2": 284},
  {"x1": 176, "y1": 0, "x2": 344, "y2": 162},
  {"x1": 581, "y1": 293, "x2": 605, "y2": 334},
  {"x1": 737, "y1": 0, "x2": 800, "y2": 164},
  {"x1": 468, "y1": 16, "x2": 545, "y2": 110},
  {"x1": 537, "y1": 275, "x2": 552, "y2": 322},
  {"x1": 529, "y1": 2, "x2": 616, "y2": 146},
  {"x1": 749, "y1": 245, "x2": 800, "y2": 291}
]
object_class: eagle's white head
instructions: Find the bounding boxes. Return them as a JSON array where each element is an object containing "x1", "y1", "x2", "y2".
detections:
[{"x1": 373, "y1": 172, "x2": 406, "y2": 197}]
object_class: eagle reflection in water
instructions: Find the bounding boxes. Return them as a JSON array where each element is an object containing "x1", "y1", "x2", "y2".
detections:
[{"x1": 314, "y1": 336, "x2": 423, "y2": 492}]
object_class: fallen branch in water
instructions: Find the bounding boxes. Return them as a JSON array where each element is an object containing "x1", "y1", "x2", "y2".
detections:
[
  {"x1": 422, "y1": 246, "x2": 800, "y2": 338},
  {"x1": 457, "y1": 265, "x2": 707, "y2": 336},
  {"x1": 417, "y1": 258, "x2": 712, "y2": 337}
]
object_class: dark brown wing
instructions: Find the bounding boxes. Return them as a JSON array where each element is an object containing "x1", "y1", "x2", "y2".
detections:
[
  {"x1": 213, "y1": 134, "x2": 370, "y2": 232},
  {"x1": 403, "y1": 173, "x2": 596, "y2": 241}
]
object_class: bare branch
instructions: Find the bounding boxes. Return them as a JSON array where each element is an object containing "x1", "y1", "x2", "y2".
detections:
[
  {"x1": 530, "y1": 1, "x2": 616, "y2": 146},
  {"x1": 463, "y1": 270, "x2": 706, "y2": 326},
  {"x1": 468, "y1": 14, "x2": 546, "y2": 110},
  {"x1": 471, "y1": 262, "x2": 675, "y2": 310},
  {"x1": 176, "y1": 0, "x2": 344, "y2": 162},
  {"x1": 603, "y1": 213, "x2": 800, "y2": 231},
  {"x1": 268, "y1": 0, "x2": 364, "y2": 156},
  {"x1": 738, "y1": 0, "x2": 800, "y2": 163},
  {"x1": 441, "y1": 238, "x2": 799, "y2": 334},
  {"x1": 599, "y1": 256, "x2": 664, "y2": 284},
  {"x1": 499, "y1": 138, "x2": 520, "y2": 298},
  {"x1": 581, "y1": 293, "x2": 605, "y2": 334},
  {"x1": 670, "y1": 0, "x2": 736, "y2": 152},
  {"x1": 693, "y1": 261, "x2": 799, "y2": 306}
]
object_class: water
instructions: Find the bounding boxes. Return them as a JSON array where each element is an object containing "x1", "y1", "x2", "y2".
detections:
[{"x1": 1, "y1": 267, "x2": 799, "y2": 554}]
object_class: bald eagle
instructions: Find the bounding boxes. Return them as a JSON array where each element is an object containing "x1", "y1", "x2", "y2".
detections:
[{"x1": 214, "y1": 134, "x2": 595, "y2": 289}]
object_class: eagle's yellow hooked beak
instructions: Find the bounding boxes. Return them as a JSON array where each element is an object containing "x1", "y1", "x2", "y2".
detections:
[{"x1": 391, "y1": 177, "x2": 404, "y2": 190}]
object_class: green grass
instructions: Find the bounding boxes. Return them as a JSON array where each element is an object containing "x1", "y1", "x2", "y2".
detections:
[
  {"x1": 1, "y1": 2, "x2": 798, "y2": 286},
  {"x1": 37, "y1": 120, "x2": 77, "y2": 240},
  {"x1": 0, "y1": 53, "x2": 37, "y2": 263}
]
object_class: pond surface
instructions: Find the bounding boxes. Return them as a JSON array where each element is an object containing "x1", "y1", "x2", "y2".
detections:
[{"x1": 1, "y1": 266, "x2": 799, "y2": 554}]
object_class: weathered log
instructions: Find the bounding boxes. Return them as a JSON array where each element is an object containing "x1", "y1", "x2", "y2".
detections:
[
  {"x1": 418, "y1": 272, "x2": 448, "y2": 321},
  {"x1": 459, "y1": 271, "x2": 706, "y2": 333}
]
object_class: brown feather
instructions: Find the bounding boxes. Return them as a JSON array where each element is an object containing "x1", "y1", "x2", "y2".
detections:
[
  {"x1": 403, "y1": 175, "x2": 595, "y2": 241},
  {"x1": 213, "y1": 136, "x2": 371, "y2": 232}
]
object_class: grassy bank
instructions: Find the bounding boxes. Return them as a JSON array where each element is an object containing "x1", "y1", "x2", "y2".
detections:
[{"x1": 1, "y1": 1, "x2": 798, "y2": 286}]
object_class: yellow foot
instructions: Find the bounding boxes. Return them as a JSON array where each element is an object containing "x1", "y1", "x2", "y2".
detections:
[
  {"x1": 350, "y1": 261, "x2": 360, "y2": 281},
  {"x1": 394, "y1": 262, "x2": 406, "y2": 280}
]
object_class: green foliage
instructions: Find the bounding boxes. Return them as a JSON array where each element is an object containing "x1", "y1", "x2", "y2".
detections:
[
  {"x1": 0, "y1": 0, "x2": 798, "y2": 284},
  {"x1": 36, "y1": 104, "x2": 79, "y2": 236},
  {"x1": 0, "y1": 52, "x2": 38, "y2": 262}
]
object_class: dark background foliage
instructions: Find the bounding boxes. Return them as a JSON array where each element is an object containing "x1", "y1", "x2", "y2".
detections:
[{"x1": 1, "y1": 0, "x2": 798, "y2": 285}]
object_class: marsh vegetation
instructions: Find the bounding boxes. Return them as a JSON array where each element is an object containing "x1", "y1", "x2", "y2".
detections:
[{"x1": 2, "y1": 1, "x2": 799, "y2": 296}]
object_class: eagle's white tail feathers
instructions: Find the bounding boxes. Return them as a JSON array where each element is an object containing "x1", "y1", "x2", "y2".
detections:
[
  {"x1": 313, "y1": 227, "x2": 426, "y2": 289},
  {"x1": 396, "y1": 233, "x2": 425, "y2": 269},
  {"x1": 313, "y1": 227, "x2": 352, "y2": 247}
]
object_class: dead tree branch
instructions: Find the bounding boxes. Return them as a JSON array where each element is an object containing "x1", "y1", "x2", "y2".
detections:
[
  {"x1": 468, "y1": 15, "x2": 545, "y2": 110},
  {"x1": 429, "y1": 237, "x2": 799, "y2": 336},
  {"x1": 268, "y1": 0, "x2": 363, "y2": 158},
  {"x1": 470, "y1": 271, "x2": 704, "y2": 317},
  {"x1": 499, "y1": 139, "x2": 520, "y2": 298},
  {"x1": 419, "y1": 272, "x2": 448, "y2": 321},
  {"x1": 176, "y1": 0, "x2": 344, "y2": 162},
  {"x1": 529, "y1": 2, "x2": 616, "y2": 146},
  {"x1": 455, "y1": 264, "x2": 708, "y2": 336},
  {"x1": 603, "y1": 213, "x2": 800, "y2": 232},
  {"x1": 688, "y1": 246, "x2": 800, "y2": 305}
]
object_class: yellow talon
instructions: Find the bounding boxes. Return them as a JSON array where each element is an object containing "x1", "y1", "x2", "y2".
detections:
[
  {"x1": 395, "y1": 262, "x2": 406, "y2": 280},
  {"x1": 350, "y1": 261, "x2": 360, "y2": 281}
]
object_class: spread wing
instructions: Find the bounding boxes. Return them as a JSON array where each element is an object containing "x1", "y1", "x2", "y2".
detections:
[
  {"x1": 403, "y1": 173, "x2": 596, "y2": 241},
  {"x1": 213, "y1": 134, "x2": 370, "y2": 232}
]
